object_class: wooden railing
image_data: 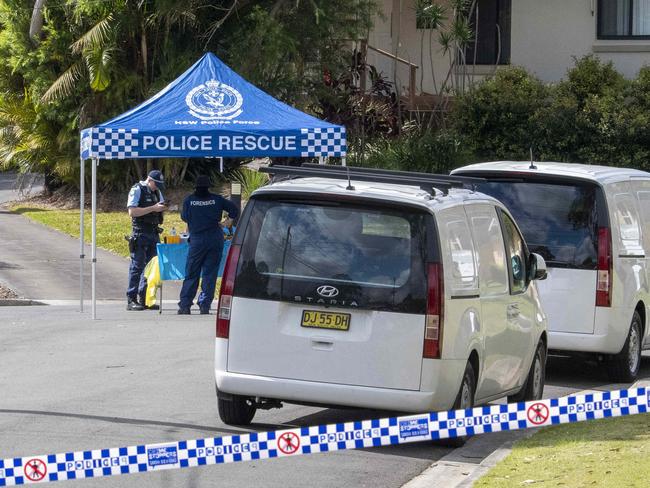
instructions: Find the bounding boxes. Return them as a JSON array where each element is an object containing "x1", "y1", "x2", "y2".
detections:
[{"x1": 359, "y1": 40, "x2": 419, "y2": 110}]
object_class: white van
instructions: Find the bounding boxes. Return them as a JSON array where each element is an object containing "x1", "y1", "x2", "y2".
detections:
[
  {"x1": 214, "y1": 165, "x2": 548, "y2": 425},
  {"x1": 453, "y1": 162, "x2": 650, "y2": 381}
]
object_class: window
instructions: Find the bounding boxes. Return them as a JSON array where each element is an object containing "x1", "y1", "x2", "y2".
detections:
[
  {"x1": 234, "y1": 199, "x2": 429, "y2": 314},
  {"x1": 499, "y1": 211, "x2": 527, "y2": 294},
  {"x1": 467, "y1": 206, "x2": 509, "y2": 297},
  {"x1": 636, "y1": 190, "x2": 650, "y2": 243},
  {"x1": 598, "y1": 0, "x2": 650, "y2": 38},
  {"x1": 473, "y1": 180, "x2": 600, "y2": 270},
  {"x1": 253, "y1": 205, "x2": 412, "y2": 287},
  {"x1": 465, "y1": 0, "x2": 511, "y2": 65},
  {"x1": 438, "y1": 210, "x2": 479, "y2": 295},
  {"x1": 614, "y1": 193, "x2": 642, "y2": 252}
]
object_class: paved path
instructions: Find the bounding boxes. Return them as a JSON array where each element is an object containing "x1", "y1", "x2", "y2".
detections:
[{"x1": 0, "y1": 171, "x2": 182, "y2": 305}]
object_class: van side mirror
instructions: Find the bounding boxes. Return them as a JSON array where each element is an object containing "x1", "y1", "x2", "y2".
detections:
[{"x1": 528, "y1": 253, "x2": 547, "y2": 281}]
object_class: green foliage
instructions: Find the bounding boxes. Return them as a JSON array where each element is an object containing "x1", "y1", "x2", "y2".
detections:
[
  {"x1": 230, "y1": 167, "x2": 269, "y2": 200},
  {"x1": 350, "y1": 125, "x2": 473, "y2": 174},
  {"x1": 451, "y1": 56, "x2": 650, "y2": 170},
  {"x1": 0, "y1": 0, "x2": 380, "y2": 191},
  {"x1": 563, "y1": 54, "x2": 626, "y2": 106},
  {"x1": 451, "y1": 66, "x2": 549, "y2": 160}
]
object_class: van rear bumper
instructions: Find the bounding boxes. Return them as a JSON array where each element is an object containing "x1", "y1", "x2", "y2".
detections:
[
  {"x1": 215, "y1": 370, "x2": 459, "y2": 413},
  {"x1": 215, "y1": 339, "x2": 464, "y2": 412},
  {"x1": 547, "y1": 307, "x2": 633, "y2": 355}
]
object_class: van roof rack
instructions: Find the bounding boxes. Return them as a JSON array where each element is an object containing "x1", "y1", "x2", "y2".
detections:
[{"x1": 260, "y1": 164, "x2": 485, "y2": 195}]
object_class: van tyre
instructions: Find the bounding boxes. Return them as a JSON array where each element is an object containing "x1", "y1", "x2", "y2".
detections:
[
  {"x1": 217, "y1": 392, "x2": 256, "y2": 426},
  {"x1": 608, "y1": 311, "x2": 642, "y2": 383},
  {"x1": 508, "y1": 341, "x2": 546, "y2": 403},
  {"x1": 446, "y1": 362, "x2": 476, "y2": 448}
]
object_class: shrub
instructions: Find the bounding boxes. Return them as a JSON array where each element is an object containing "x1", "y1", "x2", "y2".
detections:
[
  {"x1": 563, "y1": 55, "x2": 626, "y2": 107},
  {"x1": 451, "y1": 56, "x2": 649, "y2": 169},
  {"x1": 350, "y1": 126, "x2": 473, "y2": 174},
  {"x1": 451, "y1": 67, "x2": 548, "y2": 160}
]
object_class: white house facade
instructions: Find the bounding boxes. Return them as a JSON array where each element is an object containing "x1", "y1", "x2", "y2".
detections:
[{"x1": 366, "y1": 0, "x2": 650, "y2": 99}]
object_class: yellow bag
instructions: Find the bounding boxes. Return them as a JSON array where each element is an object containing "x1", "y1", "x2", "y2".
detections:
[{"x1": 144, "y1": 256, "x2": 161, "y2": 307}]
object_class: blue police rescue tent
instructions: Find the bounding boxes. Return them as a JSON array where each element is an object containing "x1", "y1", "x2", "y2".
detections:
[{"x1": 79, "y1": 52, "x2": 347, "y2": 318}]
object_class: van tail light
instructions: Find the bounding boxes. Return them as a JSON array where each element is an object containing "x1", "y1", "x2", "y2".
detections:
[
  {"x1": 217, "y1": 244, "x2": 241, "y2": 338},
  {"x1": 596, "y1": 227, "x2": 612, "y2": 307},
  {"x1": 424, "y1": 263, "x2": 444, "y2": 359}
]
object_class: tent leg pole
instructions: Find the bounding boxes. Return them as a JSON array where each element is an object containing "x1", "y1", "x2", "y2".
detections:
[
  {"x1": 91, "y1": 157, "x2": 98, "y2": 320},
  {"x1": 318, "y1": 156, "x2": 324, "y2": 165},
  {"x1": 80, "y1": 157, "x2": 85, "y2": 313},
  {"x1": 342, "y1": 157, "x2": 347, "y2": 167}
]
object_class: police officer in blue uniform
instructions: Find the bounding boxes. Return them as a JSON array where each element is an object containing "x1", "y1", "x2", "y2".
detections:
[
  {"x1": 178, "y1": 175, "x2": 239, "y2": 315},
  {"x1": 126, "y1": 170, "x2": 167, "y2": 311}
]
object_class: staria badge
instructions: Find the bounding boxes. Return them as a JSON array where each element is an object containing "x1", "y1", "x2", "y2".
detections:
[{"x1": 186, "y1": 79, "x2": 243, "y2": 121}]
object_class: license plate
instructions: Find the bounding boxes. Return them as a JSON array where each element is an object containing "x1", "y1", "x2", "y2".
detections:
[{"x1": 301, "y1": 310, "x2": 351, "y2": 331}]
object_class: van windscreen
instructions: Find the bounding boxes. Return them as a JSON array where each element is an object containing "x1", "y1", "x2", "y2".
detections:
[
  {"x1": 234, "y1": 198, "x2": 429, "y2": 313},
  {"x1": 474, "y1": 180, "x2": 600, "y2": 269}
]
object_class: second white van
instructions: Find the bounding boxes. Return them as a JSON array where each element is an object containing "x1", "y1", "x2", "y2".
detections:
[{"x1": 453, "y1": 161, "x2": 650, "y2": 381}]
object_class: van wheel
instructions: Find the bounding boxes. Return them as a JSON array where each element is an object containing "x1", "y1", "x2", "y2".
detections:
[
  {"x1": 446, "y1": 362, "x2": 476, "y2": 448},
  {"x1": 217, "y1": 391, "x2": 257, "y2": 425},
  {"x1": 608, "y1": 311, "x2": 642, "y2": 383},
  {"x1": 508, "y1": 341, "x2": 546, "y2": 403}
]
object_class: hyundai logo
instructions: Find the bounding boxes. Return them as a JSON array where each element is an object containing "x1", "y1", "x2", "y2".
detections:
[{"x1": 316, "y1": 285, "x2": 339, "y2": 298}]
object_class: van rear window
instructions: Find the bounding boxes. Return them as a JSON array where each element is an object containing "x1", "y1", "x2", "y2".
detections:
[
  {"x1": 473, "y1": 180, "x2": 600, "y2": 269},
  {"x1": 234, "y1": 198, "x2": 430, "y2": 313}
]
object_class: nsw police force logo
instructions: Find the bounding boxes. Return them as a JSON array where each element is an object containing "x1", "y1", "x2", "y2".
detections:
[{"x1": 185, "y1": 79, "x2": 243, "y2": 121}]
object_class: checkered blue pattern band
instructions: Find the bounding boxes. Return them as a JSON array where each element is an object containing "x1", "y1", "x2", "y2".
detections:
[
  {"x1": 1, "y1": 387, "x2": 647, "y2": 485},
  {"x1": 82, "y1": 128, "x2": 140, "y2": 160},
  {"x1": 300, "y1": 127, "x2": 346, "y2": 157}
]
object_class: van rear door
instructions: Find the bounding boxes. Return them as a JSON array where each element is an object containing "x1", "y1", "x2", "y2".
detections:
[
  {"x1": 227, "y1": 196, "x2": 432, "y2": 391},
  {"x1": 470, "y1": 178, "x2": 603, "y2": 335}
]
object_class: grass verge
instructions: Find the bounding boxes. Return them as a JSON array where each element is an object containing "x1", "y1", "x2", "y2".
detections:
[
  {"x1": 12, "y1": 205, "x2": 185, "y2": 258},
  {"x1": 475, "y1": 413, "x2": 650, "y2": 487}
]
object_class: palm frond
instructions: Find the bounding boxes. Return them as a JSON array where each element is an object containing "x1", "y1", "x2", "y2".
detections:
[
  {"x1": 231, "y1": 168, "x2": 269, "y2": 200},
  {"x1": 85, "y1": 46, "x2": 113, "y2": 92},
  {"x1": 41, "y1": 63, "x2": 84, "y2": 103},
  {"x1": 71, "y1": 14, "x2": 114, "y2": 54}
]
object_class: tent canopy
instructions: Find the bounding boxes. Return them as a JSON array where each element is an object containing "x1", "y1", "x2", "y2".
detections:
[{"x1": 80, "y1": 52, "x2": 346, "y2": 160}]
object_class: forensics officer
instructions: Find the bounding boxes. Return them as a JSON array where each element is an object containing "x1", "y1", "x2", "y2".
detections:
[
  {"x1": 178, "y1": 175, "x2": 239, "y2": 315},
  {"x1": 126, "y1": 170, "x2": 167, "y2": 311}
]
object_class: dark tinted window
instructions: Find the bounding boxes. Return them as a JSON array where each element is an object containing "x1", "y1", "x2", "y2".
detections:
[
  {"x1": 498, "y1": 210, "x2": 527, "y2": 294},
  {"x1": 465, "y1": 0, "x2": 512, "y2": 65},
  {"x1": 234, "y1": 198, "x2": 430, "y2": 314},
  {"x1": 474, "y1": 181, "x2": 600, "y2": 269}
]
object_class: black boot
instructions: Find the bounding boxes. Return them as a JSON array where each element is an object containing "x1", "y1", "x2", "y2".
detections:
[{"x1": 127, "y1": 299, "x2": 144, "y2": 311}]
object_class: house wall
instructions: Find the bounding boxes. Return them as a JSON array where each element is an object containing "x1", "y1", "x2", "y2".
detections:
[
  {"x1": 511, "y1": 0, "x2": 650, "y2": 82},
  {"x1": 367, "y1": 0, "x2": 650, "y2": 96},
  {"x1": 367, "y1": 0, "x2": 457, "y2": 97}
]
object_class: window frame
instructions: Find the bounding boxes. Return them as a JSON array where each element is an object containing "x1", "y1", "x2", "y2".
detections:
[
  {"x1": 597, "y1": 0, "x2": 650, "y2": 40},
  {"x1": 497, "y1": 208, "x2": 529, "y2": 296}
]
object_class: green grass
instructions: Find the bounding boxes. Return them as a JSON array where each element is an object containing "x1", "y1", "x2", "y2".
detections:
[
  {"x1": 12, "y1": 205, "x2": 185, "y2": 258},
  {"x1": 475, "y1": 414, "x2": 650, "y2": 487}
]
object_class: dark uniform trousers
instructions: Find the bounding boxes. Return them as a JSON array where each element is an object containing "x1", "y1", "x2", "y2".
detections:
[
  {"x1": 178, "y1": 230, "x2": 223, "y2": 310},
  {"x1": 127, "y1": 182, "x2": 163, "y2": 303},
  {"x1": 127, "y1": 231, "x2": 159, "y2": 303}
]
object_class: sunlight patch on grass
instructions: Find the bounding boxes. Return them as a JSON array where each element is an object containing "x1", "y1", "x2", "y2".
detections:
[{"x1": 475, "y1": 414, "x2": 650, "y2": 487}]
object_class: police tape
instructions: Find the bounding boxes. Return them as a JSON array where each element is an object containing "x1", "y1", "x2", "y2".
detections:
[{"x1": 1, "y1": 387, "x2": 648, "y2": 485}]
